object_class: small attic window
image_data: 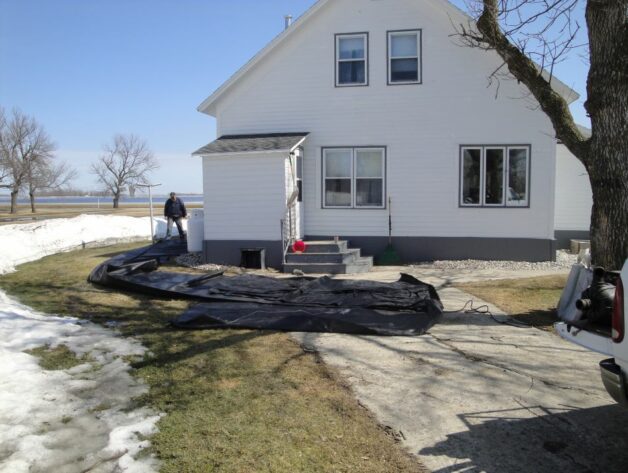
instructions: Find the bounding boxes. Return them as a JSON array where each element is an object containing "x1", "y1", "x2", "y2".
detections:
[
  {"x1": 335, "y1": 33, "x2": 369, "y2": 87},
  {"x1": 388, "y1": 30, "x2": 422, "y2": 85}
]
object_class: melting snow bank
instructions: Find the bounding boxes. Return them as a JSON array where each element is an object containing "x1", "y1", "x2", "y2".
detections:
[
  {"x1": 0, "y1": 214, "x2": 185, "y2": 275},
  {"x1": 0, "y1": 290, "x2": 162, "y2": 473}
]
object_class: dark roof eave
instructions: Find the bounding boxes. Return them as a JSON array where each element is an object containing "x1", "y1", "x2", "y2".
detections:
[{"x1": 193, "y1": 132, "x2": 309, "y2": 156}]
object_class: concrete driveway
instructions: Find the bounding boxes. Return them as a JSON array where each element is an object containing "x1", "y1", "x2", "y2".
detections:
[{"x1": 293, "y1": 268, "x2": 628, "y2": 473}]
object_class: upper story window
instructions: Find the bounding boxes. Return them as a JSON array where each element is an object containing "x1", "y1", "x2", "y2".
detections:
[
  {"x1": 387, "y1": 30, "x2": 422, "y2": 85},
  {"x1": 323, "y1": 147, "x2": 385, "y2": 208},
  {"x1": 460, "y1": 145, "x2": 530, "y2": 208},
  {"x1": 335, "y1": 33, "x2": 368, "y2": 86}
]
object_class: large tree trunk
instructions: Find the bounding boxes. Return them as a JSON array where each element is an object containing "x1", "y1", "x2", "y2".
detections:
[
  {"x1": 10, "y1": 190, "x2": 18, "y2": 214},
  {"x1": 471, "y1": 0, "x2": 627, "y2": 268},
  {"x1": 588, "y1": 167, "x2": 628, "y2": 269},
  {"x1": 29, "y1": 192, "x2": 36, "y2": 213},
  {"x1": 584, "y1": 0, "x2": 628, "y2": 269},
  {"x1": 113, "y1": 193, "x2": 120, "y2": 209}
]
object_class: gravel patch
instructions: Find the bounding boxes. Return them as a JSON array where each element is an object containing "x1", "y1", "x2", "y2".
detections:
[
  {"x1": 174, "y1": 252, "x2": 282, "y2": 275},
  {"x1": 176, "y1": 250, "x2": 579, "y2": 276},
  {"x1": 175, "y1": 252, "x2": 225, "y2": 272},
  {"x1": 411, "y1": 250, "x2": 578, "y2": 271}
]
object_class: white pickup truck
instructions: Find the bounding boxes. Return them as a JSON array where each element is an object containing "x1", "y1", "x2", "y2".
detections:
[{"x1": 556, "y1": 259, "x2": 627, "y2": 406}]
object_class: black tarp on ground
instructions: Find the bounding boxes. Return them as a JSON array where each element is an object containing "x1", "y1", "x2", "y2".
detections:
[
  {"x1": 88, "y1": 240, "x2": 443, "y2": 335},
  {"x1": 176, "y1": 303, "x2": 439, "y2": 336}
]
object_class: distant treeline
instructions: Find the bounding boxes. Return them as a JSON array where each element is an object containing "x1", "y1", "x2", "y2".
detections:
[{"x1": 37, "y1": 188, "x2": 114, "y2": 197}]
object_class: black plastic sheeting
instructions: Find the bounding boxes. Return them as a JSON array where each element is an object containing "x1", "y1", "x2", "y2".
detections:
[{"x1": 88, "y1": 240, "x2": 443, "y2": 336}]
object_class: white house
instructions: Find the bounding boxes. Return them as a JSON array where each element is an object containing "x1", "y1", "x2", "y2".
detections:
[
  {"x1": 193, "y1": 0, "x2": 580, "y2": 268},
  {"x1": 554, "y1": 127, "x2": 593, "y2": 249}
]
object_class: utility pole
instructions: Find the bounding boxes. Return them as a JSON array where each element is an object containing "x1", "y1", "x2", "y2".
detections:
[{"x1": 136, "y1": 183, "x2": 161, "y2": 242}]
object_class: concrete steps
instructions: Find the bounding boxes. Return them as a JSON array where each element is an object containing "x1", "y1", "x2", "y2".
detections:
[{"x1": 283, "y1": 240, "x2": 373, "y2": 274}]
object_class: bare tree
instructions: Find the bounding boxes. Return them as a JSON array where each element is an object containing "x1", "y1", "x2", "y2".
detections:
[
  {"x1": 0, "y1": 108, "x2": 56, "y2": 213},
  {"x1": 26, "y1": 159, "x2": 77, "y2": 212},
  {"x1": 0, "y1": 109, "x2": 12, "y2": 187},
  {"x1": 456, "y1": 0, "x2": 627, "y2": 268},
  {"x1": 91, "y1": 134, "x2": 158, "y2": 208}
]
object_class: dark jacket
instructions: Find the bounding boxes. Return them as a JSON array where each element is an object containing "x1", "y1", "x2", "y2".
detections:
[{"x1": 164, "y1": 197, "x2": 187, "y2": 218}]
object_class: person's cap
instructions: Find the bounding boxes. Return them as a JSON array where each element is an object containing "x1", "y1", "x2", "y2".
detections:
[{"x1": 170, "y1": 192, "x2": 176, "y2": 196}]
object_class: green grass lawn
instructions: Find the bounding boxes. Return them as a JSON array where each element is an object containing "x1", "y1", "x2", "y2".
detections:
[
  {"x1": 455, "y1": 274, "x2": 569, "y2": 330},
  {"x1": 0, "y1": 242, "x2": 425, "y2": 473}
]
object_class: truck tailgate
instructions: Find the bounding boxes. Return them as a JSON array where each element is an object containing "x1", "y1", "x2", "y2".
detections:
[{"x1": 555, "y1": 322, "x2": 614, "y2": 356}]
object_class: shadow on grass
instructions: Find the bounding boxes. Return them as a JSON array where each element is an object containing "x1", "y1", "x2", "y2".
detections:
[
  {"x1": 59, "y1": 286, "x2": 274, "y2": 368},
  {"x1": 93, "y1": 241, "x2": 151, "y2": 259},
  {"x1": 507, "y1": 309, "x2": 558, "y2": 330},
  {"x1": 132, "y1": 330, "x2": 269, "y2": 370}
]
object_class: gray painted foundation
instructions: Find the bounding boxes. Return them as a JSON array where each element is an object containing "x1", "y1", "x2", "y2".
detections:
[
  {"x1": 203, "y1": 240, "x2": 284, "y2": 268},
  {"x1": 203, "y1": 236, "x2": 557, "y2": 268},
  {"x1": 554, "y1": 230, "x2": 590, "y2": 250},
  {"x1": 306, "y1": 235, "x2": 557, "y2": 263}
]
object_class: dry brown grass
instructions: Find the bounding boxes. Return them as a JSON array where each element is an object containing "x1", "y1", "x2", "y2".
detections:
[
  {"x1": 0, "y1": 243, "x2": 426, "y2": 472},
  {"x1": 455, "y1": 274, "x2": 569, "y2": 330},
  {"x1": 0, "y1": 203, "x2": 202, "y2": 224}
]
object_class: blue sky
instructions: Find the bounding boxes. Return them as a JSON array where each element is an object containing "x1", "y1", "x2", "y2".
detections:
[{"x1": 0, "y1": 0, "x2": 589, "y2": 194}]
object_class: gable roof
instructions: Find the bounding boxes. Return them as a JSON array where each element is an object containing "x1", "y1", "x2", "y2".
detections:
[
  {"x1": 197, "y1": 0, "x2": 331, "y2": 116},
  {"x1": 193, "y1": 132, "x2": 309, "y2": 156},
  {"x1": 197, "y1": 0, "x2": 579, "y2": 116}
]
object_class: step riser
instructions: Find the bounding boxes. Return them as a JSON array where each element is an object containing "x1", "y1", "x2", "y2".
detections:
[
  {"x1": 286, "y1": 250, "x2": 360, "y2": 264},
  {"x1": 300, "y1": 242, "x2": 348, "y2": 253},
  {"x1": 283, "y1": 263, "x2": 371, "y2": 274},
  {"x1": 285, "y1": 241, "x2": 372, "y2": 274},
  {"x1": 283, "y1": 257, "x2": 373, "y2": 275}
]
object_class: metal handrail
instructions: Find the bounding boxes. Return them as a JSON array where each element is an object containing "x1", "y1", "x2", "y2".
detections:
[{"x1": 281, "y1": 189, "x2": 300, "y2": 264}]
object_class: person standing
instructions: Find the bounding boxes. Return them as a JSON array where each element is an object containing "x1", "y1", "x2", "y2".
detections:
[{"x1": 164, "y1": 192, "x2": 187, "y2": 239}]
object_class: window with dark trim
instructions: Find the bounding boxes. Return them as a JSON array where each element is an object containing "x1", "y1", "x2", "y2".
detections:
[
  {"x1": 323, "y1": 147, "x2": 385, "y2": 208},
  {"x1": 460, "y1": 145, "x2": 530, "y2": 207},
  {"x1": 387, "y1": 30, "x2": 421, "y2": 84},
  {"x1": 335, "y1": 33, "x2": 368, "y2": 86}
]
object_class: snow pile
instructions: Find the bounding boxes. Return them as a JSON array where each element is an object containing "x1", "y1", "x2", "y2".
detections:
[
  {"x1": 0, "y1": 290, "x2": 162, "y2": 473},
  {"x1": 0, "y1": 214, "x2": 185, "y2": 274}
]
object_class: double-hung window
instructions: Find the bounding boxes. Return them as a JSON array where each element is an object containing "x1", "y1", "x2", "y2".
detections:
[
  {"x1": 336, "y1": 33, "x2": 368, "y2": 86},
  {"x1": 323, "y1": 147, "x2": 385, "y2": 208},
  {"x1": 460, "y1": 145, "x2": 530, "y2": 207},
  {"x1": 388, "y1": 30, "x2": 421, "y2": 84}
]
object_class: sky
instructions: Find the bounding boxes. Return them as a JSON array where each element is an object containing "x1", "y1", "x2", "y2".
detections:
[{"x1": 0, "y1": 0, "x2": 589, "y2": 195}]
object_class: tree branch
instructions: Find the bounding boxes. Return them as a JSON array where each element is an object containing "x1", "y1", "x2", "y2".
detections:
[{"x1": 459, "y1": 0, "x2": 590, "y2": 162}]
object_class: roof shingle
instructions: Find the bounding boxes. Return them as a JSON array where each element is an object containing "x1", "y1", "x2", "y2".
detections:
[{"x1": 193, "y1": 132, "x2": 309, "y2": 156}]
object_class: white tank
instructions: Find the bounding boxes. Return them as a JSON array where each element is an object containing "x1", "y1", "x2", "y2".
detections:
[{"x1": 187, "y1": 209, "x2": 205, "y2": 253}]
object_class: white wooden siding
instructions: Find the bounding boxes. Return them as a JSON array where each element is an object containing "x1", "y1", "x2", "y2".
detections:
[
  {"x1": 208, "y1": 0, "x2": 557, "y2": 240},
  {"x1": 555, "y1": 144, "x2": 592, "y2": 231},
  {"x1": 202, "y1": 152, "x2": 287, "y2": 240}
]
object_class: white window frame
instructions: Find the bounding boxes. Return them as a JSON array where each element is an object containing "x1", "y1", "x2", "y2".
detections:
[
  {"x1": 323, "y1": 147, "x2": 386, "y2": 209},
  {"x1": 335, "y1": 33, "x2": 369, "y2": 87},
  {"x1": 483, "y1": 147, "x2": 506, "y2": 207},
  {"x1": 459, "y1": 145, "x2": 530, "y2": 208},
  {"x1": 387, "y1": 30, "x2": 422, "y2": 85},
  {"x1": 460, "y1": 146, "x2": 483, "y2": 207},
  {"x1": 506, "y1": 146, "x2": 531, "y2": 207},
  {"x1": 323, "y1": 148, "x2": 353, "y2": 208}
]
